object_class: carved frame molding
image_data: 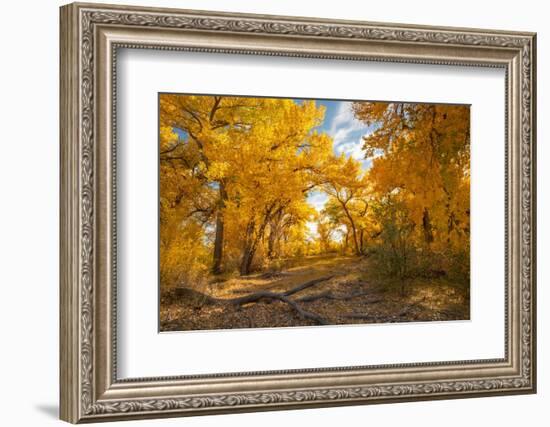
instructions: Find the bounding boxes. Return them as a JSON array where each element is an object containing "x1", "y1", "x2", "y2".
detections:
[{"x1": 60, "y1": 2, "x2": 536, "y2": 423}]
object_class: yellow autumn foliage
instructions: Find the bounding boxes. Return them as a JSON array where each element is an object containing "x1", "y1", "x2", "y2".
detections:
[{"x1": 159, "y1": 95, "x2": 470, "y2": 291}]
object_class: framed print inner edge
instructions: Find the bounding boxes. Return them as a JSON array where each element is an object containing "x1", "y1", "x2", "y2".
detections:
[{"x1": 59, "y1": 2, "x2": 536, "y2": 423}]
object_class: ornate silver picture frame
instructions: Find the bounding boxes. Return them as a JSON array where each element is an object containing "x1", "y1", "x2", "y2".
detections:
[{"x1": 60, "y1": 2, "x2": 536, "y2": 423}]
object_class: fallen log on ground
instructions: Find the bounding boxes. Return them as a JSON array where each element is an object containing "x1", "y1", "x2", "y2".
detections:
[
  {"x1": 172, "y1": 275, "x2": 334, "y2": 325},
  {"x1": 230, "y1": 275, "x2": 333, "y2": 295},
  {"x1": 296, "y1": 291, "x2": 380, "y2": 304},
  {"x1": 225, "y1": 275, "x2": 334, "y2": 303},
  {"x1": 228, "y1": 291, "x2": 329, "y2": 325},
  {"x1": 281, "y1": 275, "x2": 335, "y2": 297},
  {"x1": 220, "y1": 276, "x2": 334, "y2": 325}
]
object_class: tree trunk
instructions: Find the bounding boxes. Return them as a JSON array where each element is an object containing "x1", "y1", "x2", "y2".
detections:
[
  {"x1": 344, "y1": 210, "x2": 360, "y2": 255},
  {"x1": 240, "y1": 220, "x2": 256, "y2": 276},
  {"x1": 335, "y1": 199, "x2": 360, "y2": 256},
  {"x1": 240, "y1": 249, "x2": 255, "y2": 276},
  {"x1": 422, "y1": 208, "x2": 434, "y2": 244},
  {"x1": 240, "y1": 206, "x2": 277, "y2": 275},
  {"x1": 212, "y1": 182, "x2": 228, "y2": 274},
  {"x1": 267, "y1": 228, "x2": 277, "y2": 259},
  {"x1": 267, "y1": 210, "x2": 283, "y2": 259}
]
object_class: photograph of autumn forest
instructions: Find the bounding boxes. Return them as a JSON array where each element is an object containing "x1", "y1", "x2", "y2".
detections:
[{"x1": 159, "y1": 94, "x2": 470, "y2": 332}]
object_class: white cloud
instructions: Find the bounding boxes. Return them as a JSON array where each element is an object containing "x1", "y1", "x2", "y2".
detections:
[
  {"x1": 307, "y1": 191, "x2": 328, "y2": 212},
  {"x1": 332, "y1": 127, "x2": 355, "y2": 147},
  {"x1": 330, "y1": 102, "x2": 354, "y2": 133},
  {"x1": 321, "y1": 102, "x2": 381, "y2": 173},
  {"x1": 333, "y1": 137, "x2": 384, "y2": 172},
  {"x1": 329, "y1": 102, "x2": 365, "y2": 145},
  {"x1": 327, "y1": 102, "x2": 378, "y2": 168},
  {"x1": 335, "y1": 139, "x2": 365, "y2": 160}
]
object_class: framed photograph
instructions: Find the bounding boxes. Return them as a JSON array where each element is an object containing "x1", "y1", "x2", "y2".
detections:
[{"x1": 60, "y1": 2, "x2": 537, "y2": 423}]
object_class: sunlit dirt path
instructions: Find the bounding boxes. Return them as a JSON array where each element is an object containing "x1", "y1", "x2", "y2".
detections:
[
  {"x1": 160, "y1": 253, "x2": 470, "y2": 332},
  {"x1": 210, "y1": 254, "x2": 362, "y2": 299}
]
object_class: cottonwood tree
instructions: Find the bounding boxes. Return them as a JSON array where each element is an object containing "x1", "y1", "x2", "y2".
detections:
[
  {"x1": 158, "y1": 95, "x2": 471, "y2": 293},
  {"x1": 319, "y1": 155, "x2": 372, "y2": 256},
  {"x1": 352, "y1": 102, "x2": 470, "y2": 254},
  {"x1": 349, "y1": 102, "x2": 470, "y2": 286},
  {"x1": 221, "y1": 100, "x2": 332, "y2": 275},
  {"x1": 160, "y1": 95, "x2": 334, "y2": 277}
]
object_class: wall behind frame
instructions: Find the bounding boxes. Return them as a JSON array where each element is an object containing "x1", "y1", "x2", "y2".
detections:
[{"x1": 0, "y1": 0, "x2": 545, "y2": 426}]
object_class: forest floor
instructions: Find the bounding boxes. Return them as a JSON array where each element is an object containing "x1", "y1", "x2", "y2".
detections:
[{"x1": 160, "y1": 254, "x2": 470, "y2": 332}]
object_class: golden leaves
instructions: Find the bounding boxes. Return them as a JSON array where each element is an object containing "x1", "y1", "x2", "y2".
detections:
[{"x1": 159, "y1": 95, "x2": 470, "y2": 289}]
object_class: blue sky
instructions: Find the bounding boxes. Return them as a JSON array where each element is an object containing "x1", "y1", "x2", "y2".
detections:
[
  {"x1": 305, "y1": 99, "x2": 376, "y2": 214},
  {"x1": 316, "y1": 99, "x2": 375, "y2": 168}
]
